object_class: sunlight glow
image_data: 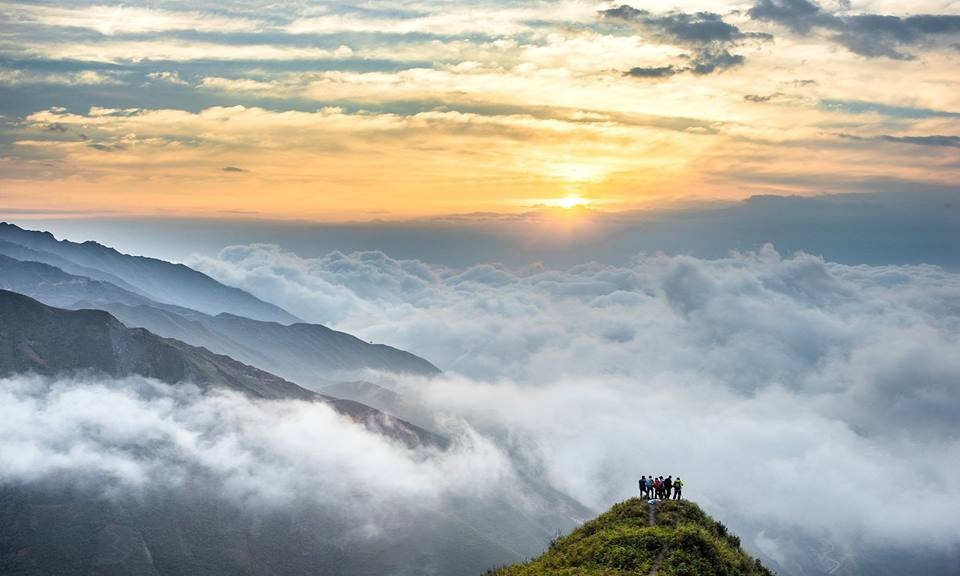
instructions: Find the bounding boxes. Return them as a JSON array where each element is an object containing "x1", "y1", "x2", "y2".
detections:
[
  {"x1": 546, "y1": 162, "x2": 608, "y2": 183},
  {"x1": 543, "y1": 195, "x2": 594, "y2": 209}
]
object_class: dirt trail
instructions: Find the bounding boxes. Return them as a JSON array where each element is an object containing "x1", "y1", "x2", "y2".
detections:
[
  {"x1": 646, "y1": 500, "x2": 669, "y2": 576},
  {"x1": 648, "y1": 547, "x2": 668, "y2": 576}
]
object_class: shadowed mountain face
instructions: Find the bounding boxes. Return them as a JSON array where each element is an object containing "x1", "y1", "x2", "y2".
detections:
[
  {"x1": 0, "y1": 481, "x2": 586, "y2": 576},
  {"x1": 0, "y1": 253, "x2": 439, "y2": 382},
  {"x1": 0, "y1": 290, "x2": 440, "y2": 448},
  {"x1": 0, "y1": 222, "x2": 298, "y2": 324}
]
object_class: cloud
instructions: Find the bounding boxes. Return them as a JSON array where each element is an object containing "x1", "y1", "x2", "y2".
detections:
[
  {"x1": 877, "y1": 134, "x2": 960, "y2": 148},
  {"x1": 603, "y1": 6, "x2": 767, "y2": 45},
  {"x1": 0, "y1": 374, "x2": 515, "y2": 515},
  {"x1": 179, "y1": 243, "x2": 960, "y2": 569},
  {"x1": 838, "y1": 133, "x2": 960, "y2": 148},
  {"x1": 222, "y1": 165, "x2": 248, "y2": 172},
  {"x1": 15, "y1": 40, "x2": 357, "y2": 64},
  {"x1": 820, "y1": 98, "x2": 960, "y2": 119},
  {"x1": 745, "y1": 92, "x2": 781, "y2": 102},
  {"x1": 0, "y1": 68, "x2": 122, "y2": 86},
  {"x1": 749, "y1": 0, "x2": 827, "y2": 33},
  {"x1": 284, "y1": 2, "x2": 597, "y2": 37},
  {"x1": 8, "y1": 243, "x2": 960, "y2": 571},
  {"x1": 749, "y1": 0, "x2": 960, "y2": 59},
  {"x1": 602, "y1": 5, "x2": 770, "y2": 76},
  {"x1": 145, "y1": 71, "x2": 188, "y2": 85},
  {"x1": 624, "y1": 65, "x2": 679, "y2": 78},
  {"x1": 688, "y1": 46, "x2": 745, "y2": 74},
  {"x1": 87, "y1": 142, "x2": 126, "y2": 152},
  {"x1": 3, "y1": 3, "x2": 263, "y2": 35}
]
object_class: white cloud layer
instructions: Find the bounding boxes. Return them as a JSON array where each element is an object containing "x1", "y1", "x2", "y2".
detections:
[
  {"x1": 4, "y1": 244, "x2": 960, "y2": 572},
  {"x1": 0, "y1": 375, "x2": 515, "y2": 519},
  {"x1": 185, "y1": 244, "x2": 960, "y2": 556}
]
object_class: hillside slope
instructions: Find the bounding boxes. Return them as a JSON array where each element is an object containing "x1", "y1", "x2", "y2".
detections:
[
  {"x1": 489, "y1": 498, "x2": 774, "y2": 576},
  {"x1": 0, "y1": 290, "x2": 440, "y2": 448}
]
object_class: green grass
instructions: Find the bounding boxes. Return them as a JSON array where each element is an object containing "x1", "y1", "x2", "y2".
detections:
[{"x1": 486, "y1": 499, "x2": 774, "y2": 576}]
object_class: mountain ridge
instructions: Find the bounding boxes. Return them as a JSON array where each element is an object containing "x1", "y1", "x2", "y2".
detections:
[
  {"x1": 0, "y1": 289, "x2": 442, "y2": 449},
  {"x1": 0, "y1": 250, "x2": 440, "y2": 380},
  {"x1": 0, "y1": 222, "x2": 299, "y2": 324}
]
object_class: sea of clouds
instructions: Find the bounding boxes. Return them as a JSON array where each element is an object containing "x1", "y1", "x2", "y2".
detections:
[
  {"x1": 186, "y1": 245, "x2": 960, "y2": 551},
  {"x1": 0, "y1": 374, "x2": 520, "y2": 528},
  {"x1": 3, "y1": 244, "x2": 959, "y2": 572}
]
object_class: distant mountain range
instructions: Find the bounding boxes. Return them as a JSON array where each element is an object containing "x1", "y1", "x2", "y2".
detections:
[
  {"x1": 0, "y1": 224, "x2": 439, "y2": 383},
  {"x1": 0, "y1": 222, "x2": 297, "y2": 323}
]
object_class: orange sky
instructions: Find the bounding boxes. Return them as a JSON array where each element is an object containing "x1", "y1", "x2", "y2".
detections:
[{"x1": 1, "y1": 1, "x2": 959, "y2": 221}]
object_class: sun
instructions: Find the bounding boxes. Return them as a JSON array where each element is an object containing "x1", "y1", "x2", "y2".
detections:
[{"x1": 544, "y1": 195, "x2": 594, "y2": 209}]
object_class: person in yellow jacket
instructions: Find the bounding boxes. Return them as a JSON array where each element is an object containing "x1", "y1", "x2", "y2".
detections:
[{"x1": 673, "y1": 477, "x2": 684, "y2": 500}]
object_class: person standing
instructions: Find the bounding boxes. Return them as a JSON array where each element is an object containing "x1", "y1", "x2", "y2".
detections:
[
  {"x1": 654, "y1": 477, "x2": 662, "y2": 499},
  {"x1": 673, "y1": 477, "x2": 684, "y2": 500},
  {"x1": 664, "y1": 476, "x2": 673, "y2": 499},
  {"x1": 646, "y1": 476, "x2": 653, "y2": 498},
  {"x1": 639, "y1": 476, "x2": 648, "y2": 498}
]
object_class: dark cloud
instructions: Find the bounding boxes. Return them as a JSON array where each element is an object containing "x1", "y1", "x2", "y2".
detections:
[
  {"x1": 624, "y1": 65, "x2": 678, "y2": 78},
  {"x1": 749, "y1": 0, "x2": 960, "y2": 59},
  {"x1": 749, "y1": 0, "x2": 827, "y2": 33},
  {"x1": 602, "y1": 5, "x2": 769, "y2": 77},
  {"x1": 222, "y1": 165, "x2": 248, "y2": 172},
  {"x1": 839, "y1": 133, "x2": 960, "y2": 148},
  {"x1": 688, "y1": 46, "x2": 745, "y2": 74},
  {"x1": 604, "y1": 6, "x2": 770, "y2": 44},
  {"x1": 879, "y1": 134, "x2": 960, "y2": 148},
  {"x1": 87, "y1": 142, "x2": 126, "y2": 152},
  {"x1": 745, "y1": 93, "x2": 780, "y2": 102},
  {"x1": 821, "y1": 99, "x2": 960, "y2": 119}
]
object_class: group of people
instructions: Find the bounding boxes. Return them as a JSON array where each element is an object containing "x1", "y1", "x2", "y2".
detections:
[{"x1": 639, "y1": 475, "x2": 683, "y2": 500}]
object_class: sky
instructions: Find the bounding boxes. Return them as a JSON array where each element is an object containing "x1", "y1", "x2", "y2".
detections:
[{"x1": 1, "y1": 0, "x2": 960, "y2": 220}]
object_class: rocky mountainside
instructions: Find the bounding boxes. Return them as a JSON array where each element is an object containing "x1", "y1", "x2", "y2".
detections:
[
  {"x1": 0, "y1": 222, "x2": 298, "y2": 324},
  {"x1": 0, "y1": 290, "x2": 440, "y2": 448},
  {"x1": 488, "y1": 498, "x2": 773, "y2": 576}
]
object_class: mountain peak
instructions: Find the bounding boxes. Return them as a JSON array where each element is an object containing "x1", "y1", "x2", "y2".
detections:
[
  {"x1": 488, "y1": 498, "x2": 773, "y2": 576},
  {"x1": 0, "y1": 221, "x2": 54, "y2": 241}
]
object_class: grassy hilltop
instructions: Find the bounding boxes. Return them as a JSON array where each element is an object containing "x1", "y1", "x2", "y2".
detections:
[{"x1": 487, "y1": 498, "x2": 774, "y2": 576}]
